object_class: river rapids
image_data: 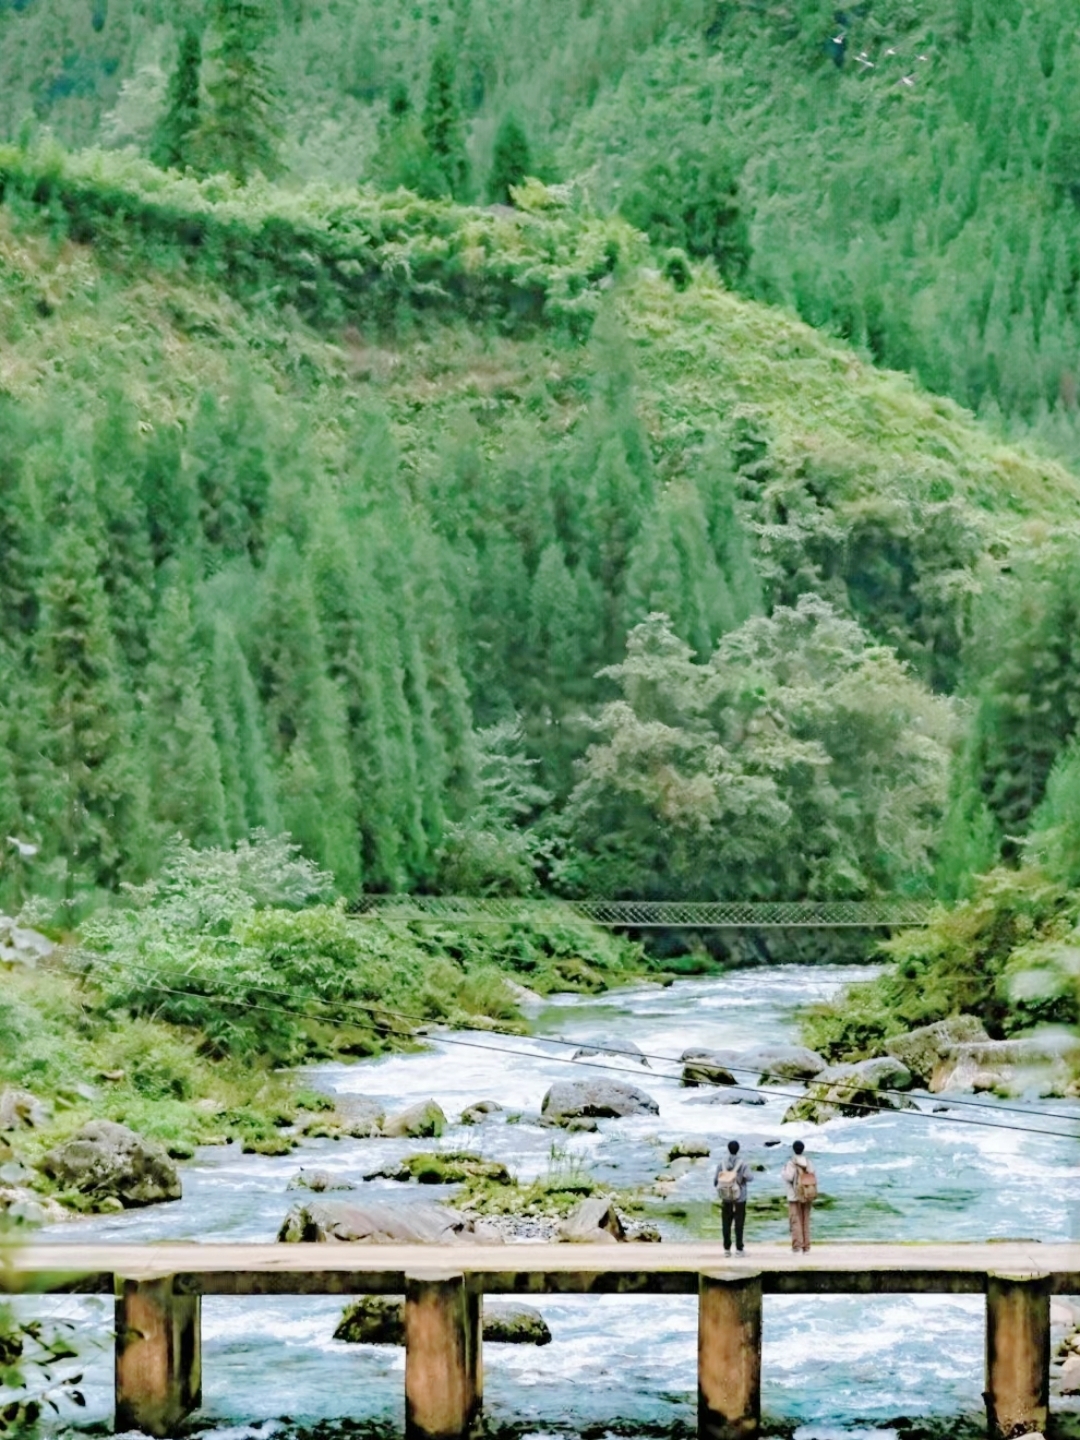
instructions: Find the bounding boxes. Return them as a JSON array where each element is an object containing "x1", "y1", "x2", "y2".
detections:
[{"x1": 25, "y1": 965, "x2": 1080, "y2": 1439}]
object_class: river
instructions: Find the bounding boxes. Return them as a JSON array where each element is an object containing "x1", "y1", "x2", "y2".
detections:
[{"x1": 28, "y1": 964, "x2": 1080, "y2": 1439}]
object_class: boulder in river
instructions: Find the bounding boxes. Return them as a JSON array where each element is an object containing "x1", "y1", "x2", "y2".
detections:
[
  {"x1": 744, "y1": 1045, "x2": 827, "y2": 1082},
  {"x1": 688, "y1": 1086, "x2": 766, "y2": 1106},
  {"x1": 365, "y1": 1151, "x2": 513, "y2": 1185},
  {"x1": 39, "y1": 1121, "x2": 181, "y2": 1207},
  {"x1": 883, "y1": 1016, "x2": 989, "y2": 1087},
  {"x1": 335, "y1": 1096, "x2": 385, "y2": 1137},
  {"x1": 288, "y1": 1169, "x2": 357, "y2": 1193},
  {"x1": 782, "y1": 1057, "x2": 916, "y2": 1125},
  {"x1": 928, "y1": 1032, "x2": 1078, "y2": 1097},
  {"x1": 541, "y1": 1080, "x2": 659, "y2": 1124},
  {"x1": 381, "y1": 1099, "x2": 446, "y2": 1138},
  {"x1": 278, "y1": 1198, "x2": 494, "y2": 1244},
  {"x1": 1060, "y1": 1354, "x2": 1080, "y2": 1395},
  {"x1": 679, "y1": 1051, "x2": 737, "y2": 1087},
  {"x1": 557, "y1": 1196, "x2": 625, "y2": 1243},
  {"x1": 667, "y1": 1141, "x2": 710, "y2": 1161},
  {"x1": 460, "y1": 1100, "x2": 504, "y2": 1125},
  {"x1": 572, "y1": 1039, "x2": 650, "y2": 1067},
  {"x1": 335, "y1": 1297, "x2": 551, "y2": 1345},
  {"x1": 0, "y1": 1087, "x2": 50, "y2": 1131}
]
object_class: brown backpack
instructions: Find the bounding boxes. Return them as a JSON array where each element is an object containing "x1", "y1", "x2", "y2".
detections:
[{"x1": 794, "y1": 1163, "x2": 818, "y2": 1202}]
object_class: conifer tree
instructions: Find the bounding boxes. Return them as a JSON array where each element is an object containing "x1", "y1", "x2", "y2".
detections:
[
  {"x1": 1025, "y1": 738, "x2": 1080, "y2": 886},
  {"x1": 196, "y1": 0, "x2": 281, "y2": 182},
  {"x1": 487, "y1": 113, "x2": 531, "y2": 204},
  {"x1": 421, "y1": 43, "x2": 469, "y2": 199},
  {"x1": 37, "y1": 527, "x2": 144, "y2": 895},
  {"x1": 254, "y1": 538, "x2": 361, "y2": 891},
  {"x1": 150, "y1": 25, "x2": 203, "y2": 171},
  {"x1": 208, "y1": 616, "x2": 280, "y2": 839},
  {"x1": 143, "y1": 588, "x2": 228, "y2": 849}
]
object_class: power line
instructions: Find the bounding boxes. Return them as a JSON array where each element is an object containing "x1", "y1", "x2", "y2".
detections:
[
  {"x1": 97, "y1": 955, "x2": 1080, "y2": 1123},
  {"x1": 98, "y1": 965, "x2": 1080, "y2": 1141}
]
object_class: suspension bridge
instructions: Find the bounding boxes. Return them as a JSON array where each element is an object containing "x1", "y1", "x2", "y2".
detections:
[{"x1": 350, "y1": 896, "x2": 934, "y2": 928}]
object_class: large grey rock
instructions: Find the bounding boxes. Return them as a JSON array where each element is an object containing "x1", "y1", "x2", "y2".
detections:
[
  {"x1": 0, "y1": 1184, "x2": 68, "y2": 1225},
  {"x1": 335, "y1": 1096, "x2": 385, "y2": 1137},
  {"x1": 680, "y1": 1044, "x2": 826, "y2": 1083},
  {"x1": 572, "y1": 1039, "x2": 650, "y2": 1067},
  {"x1": 745, "y1": 1045, "x2": 828, "y2": 1082},
  {"x1": 884, "y1": 1017, "x2": 989, "y2": 1086},
  {"x1": 783, "y1": 1057, "x2": 915, "y2": 1125},
  {"x1": 278, "y1": 1199, "x2": 492, "y2": 1244},
  {"x1": 690, "y1": 1087, "x2": 767, "y2": 1106},
  {"x1": 557, "y1": 1196, "x2": 625, "y2": 1244},
  {"x1": 287, "y1": 1168, "x2": 357, "y2": 1193},
  {"x1": 39, "y1": 1121, "x2": 181, "y2": 1207},
  {"x1": 668, "y1": 1141, "x2": 711, "y2": 1161},
  {"x1": 541, "y1": 1080, "x2": 658, "y2": 1123},
  {"x1": 1060, "y1": 1353, "x2": 1080, "y2": 1395},
  {"x1": 930, "y1": 1032, "x2": 1079, "y2": 1097},
  {"x1": 679, "y1": 1051, "x2": 737, "y2": 1087},
  {"x1": 0, "y1": 1088, "x2": 50, "y2": 1131},
  {"x1": 381, "y1": 1100, "x2": 446, "y2": 1138},
  {"x1": 335, "y1": 1297, "x2": 551, "y2": 1345},
  {"x1": 460, "y1": 1099, "x2": 504, "y2": 1125}
]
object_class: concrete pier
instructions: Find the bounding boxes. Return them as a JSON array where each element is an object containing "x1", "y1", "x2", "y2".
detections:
[
  {"x1": 114, "y1": 1275, "x2": 201, "y2": 1437},
  {"x1": 984, "y1": 1271, "x2": 1050, "y2": 1439},
  {"x1": 404, "y1": 1271, "x2": 481, "y2": 1440},
  {"x1": 698, "y1": 1271, "x2": 762, "y2": 1440}
]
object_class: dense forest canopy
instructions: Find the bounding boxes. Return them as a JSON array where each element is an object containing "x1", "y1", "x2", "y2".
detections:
[
  {"x1": 4, "y1": 0, "x2": 1080, "y2": 460},
  {"x1": 0, "y1": 0, "x2": 1079, "y2": 933}
]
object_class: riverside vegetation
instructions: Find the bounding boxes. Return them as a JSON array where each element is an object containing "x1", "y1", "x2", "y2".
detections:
[{"x1": 0, "y1": 0, "x2": 1079, "y2": 1229}]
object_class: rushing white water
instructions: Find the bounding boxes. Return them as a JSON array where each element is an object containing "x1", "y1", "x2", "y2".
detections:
[{"x1": 28, "y1": 965, "x2": 1080, "y2": 1437}]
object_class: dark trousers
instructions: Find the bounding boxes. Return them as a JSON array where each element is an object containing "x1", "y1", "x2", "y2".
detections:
[{"x1": 721, "y1": 1199, "x2": 746, "y2": 1251}]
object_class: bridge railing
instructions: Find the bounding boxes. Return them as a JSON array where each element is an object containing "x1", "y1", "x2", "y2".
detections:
[
  {"x1": 5, "y1": 1241, "x2": 1069, "y2": 1440},
  {"x1": 349, "y1": 896, "x2": 934, "y2": 928}
]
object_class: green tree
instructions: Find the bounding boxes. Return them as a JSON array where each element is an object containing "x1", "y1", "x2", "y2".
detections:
[
  {"x1": 150, "y1": 26, "x2": 203, "y2": 171},
  {"x1": 621, "y1": 144, "x2": 751, "y2": 285},
  {"x1": 487, "y1": 113, "x2": 531, "y2": 204},
  {"x1": 560, "y1": 601, "x2": 954, "y2": 901},
  {"x1": 196, "y1": 0, "x2": 281, "y2": 182},
  {"x1": 254, "y1": 538, "x2": 361, "y2": 892},
  {"x1": 142, "y1": 588, "x2": 228, "y2": 849},
  {"x1": 208, "y1": 615, "x2": 280, "y2": 840},
  {"x1": 36, "y1": 526, "x2": 144, "y2": 896},
  {"x1": 1023, "y1": 738, "x2": 1080, "y2": 887},
  {"x1": 421, "y1": 43, "x2": 469, "y2": 199}
]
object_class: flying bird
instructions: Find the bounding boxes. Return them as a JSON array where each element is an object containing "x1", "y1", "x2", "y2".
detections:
[{"x1": 7, "y1": 836, "x2": 38, "y2": 858}]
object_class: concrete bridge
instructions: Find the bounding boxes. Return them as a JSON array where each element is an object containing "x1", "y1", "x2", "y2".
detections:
[{"x1": 5, "y1": 1241, "x2": 1078, "y2": 1440}]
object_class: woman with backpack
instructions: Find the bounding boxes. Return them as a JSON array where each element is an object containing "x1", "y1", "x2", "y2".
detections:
[
  {"x1": 714, "y1": 1139, "x2": 753, "y2": 1255},
  {"x1": 781, "y1": 1139, "x2": 817, "y2": 1252}
]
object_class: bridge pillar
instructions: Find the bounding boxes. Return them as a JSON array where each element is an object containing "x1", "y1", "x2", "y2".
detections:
[
  {"x1": 115, "y1": 1275, "x2": 201, "y2": 1437},
  {"x1": 985, "y1": 1271, "x2": 1050, "y2": 1439},
  {"x1": 698, "y1": 1270, "x2": 762, "y2": 1440},
  {"x1": 405, "y1": 1271, "x2": 481, "y2": 1440}
]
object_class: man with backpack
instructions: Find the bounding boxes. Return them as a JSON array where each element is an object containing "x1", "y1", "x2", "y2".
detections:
[
  {"x1": 781, "y1": 1139, "x2": 817, "y2": 1252},
  {"x1": 714, "y1": 1139, "x2": 753, "y2": 1255}
]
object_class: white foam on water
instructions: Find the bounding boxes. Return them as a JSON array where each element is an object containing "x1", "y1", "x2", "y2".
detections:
[{"x1": 32, "y1": 964, "x2": 1080, "y2": 1437}]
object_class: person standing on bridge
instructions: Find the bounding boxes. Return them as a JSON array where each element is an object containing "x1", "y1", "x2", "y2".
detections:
[
  {"x1": 714, "y1": 1139, "x2": 752, "y2": 1255},
  {"x1": 781, "y1": 1139, "x2": 817, "y2": 1252}
]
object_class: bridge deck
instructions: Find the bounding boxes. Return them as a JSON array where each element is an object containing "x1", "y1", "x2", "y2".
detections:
[{"x1": 5, "y1": 1240, "x2": 1079, "y2": 1295}]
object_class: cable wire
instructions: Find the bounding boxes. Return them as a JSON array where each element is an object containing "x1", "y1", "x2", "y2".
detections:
[
  {"x1": 94, "y1": 954, "x2": 1080, "y2": 1123},
  {"x1": 98, "y1": 965, "x2": 1080, "y2": 1141}
]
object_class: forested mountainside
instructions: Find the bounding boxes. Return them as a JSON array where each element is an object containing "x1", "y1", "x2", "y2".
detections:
[
  {"x1": 0, "y1": 143, "x2": 1079, "y2": 924},
  {"x1": 3, "y1": 0, "x2": 1080, "y2": 469}
]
